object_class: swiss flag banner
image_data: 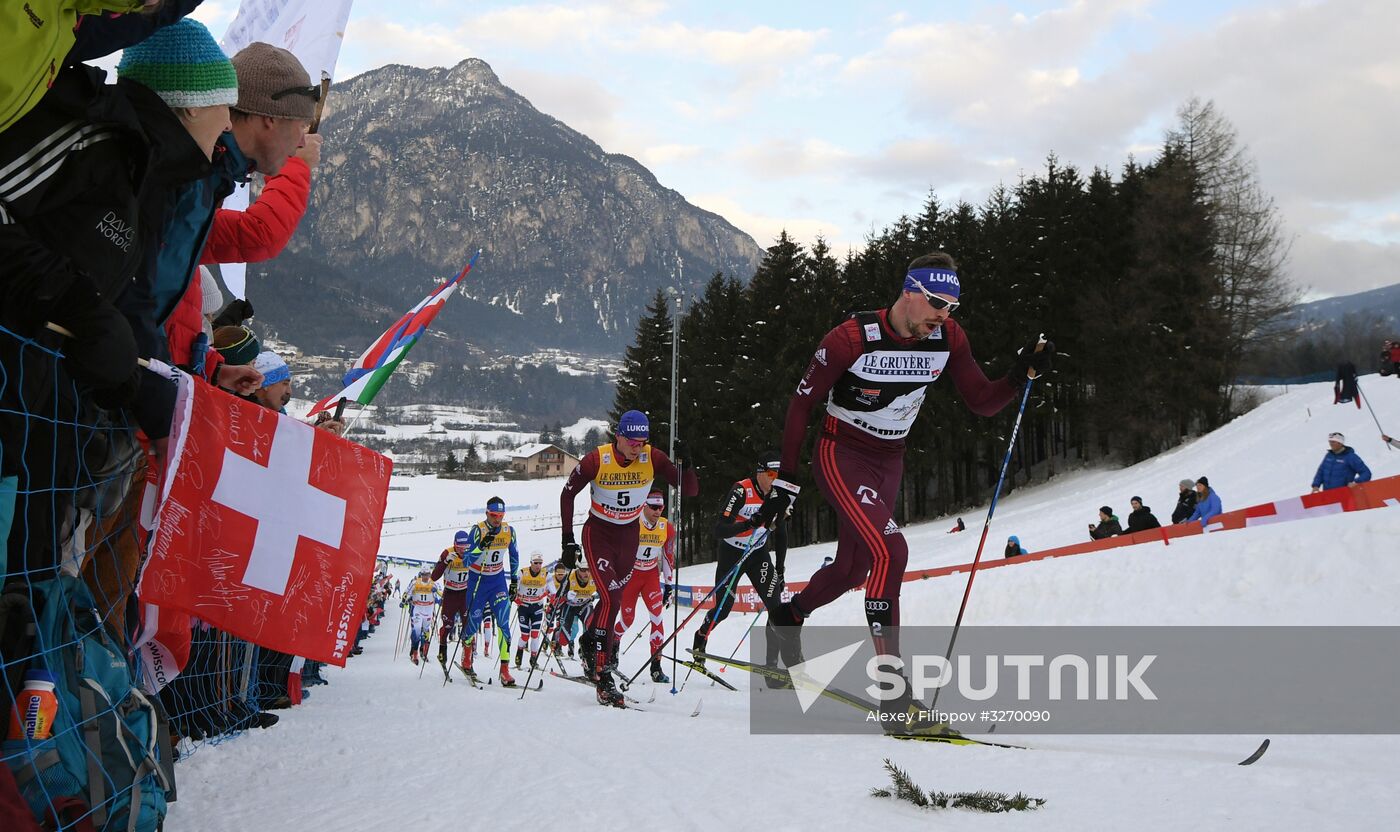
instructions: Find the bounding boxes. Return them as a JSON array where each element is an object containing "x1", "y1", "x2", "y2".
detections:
[{"x1": 139, "y1": 372, "x2": 392, "y2": 665}]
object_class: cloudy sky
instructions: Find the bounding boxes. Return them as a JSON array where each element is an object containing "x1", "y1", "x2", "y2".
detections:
[{"x1": 188, "y1": 0, "x2": 1400, "y2": 299}]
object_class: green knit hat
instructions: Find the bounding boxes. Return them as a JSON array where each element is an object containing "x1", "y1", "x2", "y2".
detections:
[{"x1": 117, "y1": 19, "x2": 238, "y2": 109}]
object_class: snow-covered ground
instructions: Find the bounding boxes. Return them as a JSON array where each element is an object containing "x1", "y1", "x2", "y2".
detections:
[{"x1": 169, "y1": 380, "x2": 1400, "y2": 830}]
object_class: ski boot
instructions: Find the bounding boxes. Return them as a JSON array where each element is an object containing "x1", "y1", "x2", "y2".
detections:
[
  {"x1": 603, "y1": 642, "x2": 620, "y2": 679},
  {"x1": 437, "y1": 642, "x2": 447, "y2": 667},
  {"x1": 691, "y1": 628, "x2": 709, "y2": 668},
  {"x1": 878, "y1": 684, "x2": 962, "y2": 741},
  {"x1": 460, "y1": 646, "x2": 479, "y2": 683},
  {"x1": 766, "y1": 602, "x2": 806, "y2": 669},
  {"x1": 579, "y1": 633, "x2": 598, "y2": 682},
  {"x1": 529, "y1": 652, "x2": 540, "y2": 670},
  {"x1": 568, "y1": 643, "x2": 576, "y2": 660},
  {"x1": 762, "y1": 625, "x2": 793, "y2": 690},
  {"x1": 514, "y1": 645, "x2": 525, "y2": 669},
  {"x1": 410, "y1": 649, "x2": 419, "y2": 666},
  {"x1": 419, "y1": 643, "x2": 429, "y2": 664},
  {"x1": 649, "y1": 656, "x2": 670, "y2": 684},
  {"x1": 499, "y1": 660, "x2": 517, "y2": 688},
  {"x1": 594, "y1": 654, "x2": 625, "y2": 708}
]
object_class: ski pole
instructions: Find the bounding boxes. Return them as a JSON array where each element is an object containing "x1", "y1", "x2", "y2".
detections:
[
  {"x1": 621, "y1": 623, "x2": 648, "y2": 657},
  {"x1": 445, "y1": 571, "x2": 486, "y2": 686},
  {"x1": 623, "y1": 535, "x2": 759, "y2": 688},
  {"x1": 681, "y1": 546, "x2": 750, "y2": 690},
  {"x1": 930, "y1": 374, "x2": 1036, "y2": 713},
  {"x1": 718, "y1": 610, "x2": 764, "y2": 678},
  {"x1": 393, "y1": 602, "x2": 407, "y2": 661},
  {"x1": 1355, "y1": 378, "x2": 1392, "y2": 451},
  {"x1": 519, "y1": 605, "x2": 560, "y2": 700}
]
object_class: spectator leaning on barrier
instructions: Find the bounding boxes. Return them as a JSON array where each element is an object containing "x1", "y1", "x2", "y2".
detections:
[
  {"x1": 1004, "y1": 535, "x2": 1029, "y2": 558},
  {"x1": 1187, "y1": 477, "x2": 1222, "y2": 529},
  {"x1": 1089, "y1": 506, "x2": 1122, "y2": 540},
  {"x1": 1171, "y1": 478, "x2": 1197, "y2": 524},
  {"x1": 1125, "y1": 496, "x2": 1161, "y2": 534},
  {"x1": 0, "y1": 20, "x2": 238, "y2": 572},
  {"x1": 167, "y1": 42, "x2": 322, "y2": 383},
  {"x1": 1311, "y1": 432, "x2": 1372, "y2": 492}
]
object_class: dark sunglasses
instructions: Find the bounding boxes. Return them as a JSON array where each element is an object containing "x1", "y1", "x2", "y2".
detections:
[{"x1": 270, "y1": 84, "x2": 321, "y2": 102}]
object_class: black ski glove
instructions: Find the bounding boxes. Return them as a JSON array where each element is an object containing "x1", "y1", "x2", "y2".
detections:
[
  {"x1": 509, "y1": 577, "x2": 518, "y2": 599},
  {"x1": 662, "y1": 583, "x2": 673, "y2": 607},
  {"x1": 671, "y1": 438, "x2": 688, "y2": 464},
  {"x1": 561, "y1": 540, "x2": 582, "y2": 569},
  {"x1": 1012, "y1": 336, "x2": 1056, "y2": 380},
  {"x1": 47, "y1": 274, "x2": 142, "y2": 403}
]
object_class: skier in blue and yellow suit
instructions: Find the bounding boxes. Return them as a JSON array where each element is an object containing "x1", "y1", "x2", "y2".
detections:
[{"x1": 457, "y1": 496, "x2": 520, "y2": 686}]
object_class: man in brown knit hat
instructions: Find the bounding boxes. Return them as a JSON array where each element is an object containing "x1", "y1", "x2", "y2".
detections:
[{"x1": 227, "y1": 42, "x2": 321, "y2": 176}]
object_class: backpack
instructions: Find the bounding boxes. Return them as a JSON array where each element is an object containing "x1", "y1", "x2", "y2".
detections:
[{"x1": 1, "y1": 576, "x2": 172, "y2": 831}]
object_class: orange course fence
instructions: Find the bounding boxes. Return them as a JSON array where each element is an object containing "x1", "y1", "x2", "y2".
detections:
[{"x1": 675, "y1": 475, "x2": 1400, "y2": 612}]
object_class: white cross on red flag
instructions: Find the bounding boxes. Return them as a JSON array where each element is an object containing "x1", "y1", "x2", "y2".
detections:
[{"x1": 139, "y1": 372, "x2": 392, "y2": 665}]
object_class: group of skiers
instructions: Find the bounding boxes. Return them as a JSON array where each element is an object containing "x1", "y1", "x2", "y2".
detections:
[{"x1": 396, "y1": 490, "x2": 675, "y2": 690}]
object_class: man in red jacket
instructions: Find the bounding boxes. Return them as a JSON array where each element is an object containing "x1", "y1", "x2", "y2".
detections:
[{"x1": 764, "y1": 252, "x2": 1052, "y2": 731}]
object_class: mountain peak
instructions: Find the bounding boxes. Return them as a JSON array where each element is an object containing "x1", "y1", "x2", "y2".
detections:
[
  {"x1": 262, "y1": 59, "x2": 763, "y2": 356},
  {"x1": 446, "y1": 57, "x2": 500, "y2": 86}
]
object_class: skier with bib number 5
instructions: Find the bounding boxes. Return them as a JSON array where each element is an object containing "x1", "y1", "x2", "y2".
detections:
[
  {"x1": 764, "y1": 252, "x2": 1053, "y2": 733},
  {"x1": 560, "y1": 410, "x2": 698, "y2": 707}
]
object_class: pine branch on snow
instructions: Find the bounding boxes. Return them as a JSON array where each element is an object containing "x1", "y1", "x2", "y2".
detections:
[{"x1": 870, "y1": 758, "x2": 1046, "y2": 814}]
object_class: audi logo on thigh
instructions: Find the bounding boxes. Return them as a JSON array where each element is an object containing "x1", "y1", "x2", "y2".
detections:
[{"x1": 865, "y1": 599, "x2": 891, "y2": 612}]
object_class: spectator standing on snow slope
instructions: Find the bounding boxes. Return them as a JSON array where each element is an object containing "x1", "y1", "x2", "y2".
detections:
[
  {"x1": 764, "y1": 250, "x2": 1054, "y2": 734},
  {"x1": 1187, "y1": 477, "x2": 1222, "y2": 529},
  {"x1": 559, "y1": 409, "x2": 698, "y2": 708},
  {"x1": 1171, "y1": 479, "x2": 1198, "y2": 524},
  {"x1": 691, "y1": 451, "x2": 788, "y2": 677},
  {"x1": 1312, "y1": 432, "x2": 1372, "y2": 492},
  {"x1": 1089, "y1": 506, "x2": 1122, "y2": 540},
  {"x1": 1124, "y1": 497, "x2": 1161, "y2": 534},
  {"x1": 1004, "y1": 536, "x2": 1029, "y2": 558}
]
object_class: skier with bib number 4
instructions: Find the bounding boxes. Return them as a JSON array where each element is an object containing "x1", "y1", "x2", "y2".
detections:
[
  {"x1": 613, "y1": 490, "x2": 676, "y2": 683},
  {"x1": 766, "y1": 252, "x2": 1052, "y2": 735},
  {"x1": 560, "y1": 410, "x2": 699, "y2": 706}
]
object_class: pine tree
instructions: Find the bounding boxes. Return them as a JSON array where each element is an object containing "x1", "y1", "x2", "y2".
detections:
[
  {"x1": 442, "y1": 450, "x2": 459, "y2": 475},
  {"x1": 612, "y1": 289, "x2": 676, "y2": 451}
]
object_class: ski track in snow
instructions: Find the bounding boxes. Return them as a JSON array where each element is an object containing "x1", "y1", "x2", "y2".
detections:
[{"x1": 170, "y1": 380, "x2": 1400, "y2": 830}]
